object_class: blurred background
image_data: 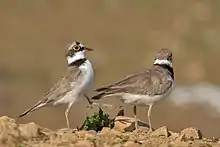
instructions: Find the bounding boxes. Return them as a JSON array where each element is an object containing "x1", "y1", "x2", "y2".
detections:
[{"x1": 0, "y1": 0, "x2": 220, "y2": 138}]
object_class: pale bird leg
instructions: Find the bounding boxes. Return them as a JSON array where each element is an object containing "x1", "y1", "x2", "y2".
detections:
[
  {"x1": 65, "y1": 102, "x2": 73, "y2": 129},
  {"x1": 133, "y1": 105, "x2": 138, "y2": 130},
  {"x1": 148, "y1": 104, "x2": 153, "y2": 131}
]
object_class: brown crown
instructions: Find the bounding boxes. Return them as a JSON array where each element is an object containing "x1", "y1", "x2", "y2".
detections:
[{"x1": 155, "y1": 48, "x2": 172, "y2": 61}]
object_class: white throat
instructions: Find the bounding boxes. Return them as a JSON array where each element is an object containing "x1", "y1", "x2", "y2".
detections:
[
  {"x1": 67, "y1": 51, "x2": 85, "y2": 65},
  {"x1": 154, "y1": 59, "x2": 172, "y2": 67},
  {"x1": 66, "y1": 50, "x2": 94, "y2": 94}
]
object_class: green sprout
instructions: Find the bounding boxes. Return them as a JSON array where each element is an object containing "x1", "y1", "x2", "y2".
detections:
[{"x1": 80, "y1": 108, "x2": 114, "y2": 131}]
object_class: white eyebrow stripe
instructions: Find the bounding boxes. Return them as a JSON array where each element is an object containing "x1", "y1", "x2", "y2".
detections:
[{"x1": 78, "y1": 43, "x2": 84, "y2": 48}]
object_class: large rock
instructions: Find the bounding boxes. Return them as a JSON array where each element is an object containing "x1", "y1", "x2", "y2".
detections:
[
  {"x1": 150, "y1": 126, "x2": 170, "y2": 137},
  {"x1": 0, "y1": 116, "x2": 20, "y2": 147},
  {"x1": 18, "y1": 122, "x2": 41, "y2": 139},
  {"x1": 178, "y1": 127, "x2": 202, "y2": 141}
]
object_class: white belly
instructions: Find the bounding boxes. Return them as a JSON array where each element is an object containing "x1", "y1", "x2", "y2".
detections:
[
  {"x1": 121, "y1": 94, "x2": 164, "y2": 106},
  {"x1": 54, "y1": 79, "x2": 93, "y2": 105},
  {"x1": 54, "y1": 90, "x2": 82, "y2": 105},
  {"x1": 77, "y1": 60, "x2": 94, "y2": 94},
  {"x1": 120, "y1": 86, "x2": 173, "y2": 106}
]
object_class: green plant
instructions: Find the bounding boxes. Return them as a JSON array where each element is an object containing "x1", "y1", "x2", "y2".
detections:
[{"x1": 80, "y1": 108, "x2": 114, "y2": 131}]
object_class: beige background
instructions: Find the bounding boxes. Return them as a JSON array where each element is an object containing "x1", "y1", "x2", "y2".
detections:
[{"x1": 0, "y1": 0, "x2": 220, "y2": 138}]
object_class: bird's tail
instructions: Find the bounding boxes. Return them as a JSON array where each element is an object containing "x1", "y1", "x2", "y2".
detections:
[
  {"x1": 91, "y1": 93, "x2": 107, "y2": 100},
  {"x1": 95, "y1": 87, "x2": 109, "y2": 92},
  {"x1": 95, "y1": 84, "x2": 114, "y2": 92},
  {"x1": 16, "y1": 101, "x2": 45, "y2": 119}
]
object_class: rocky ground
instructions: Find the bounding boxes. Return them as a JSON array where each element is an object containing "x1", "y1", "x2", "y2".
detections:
[{"x1": 0, "y1": 116, "x2": 220, "y2": 147}]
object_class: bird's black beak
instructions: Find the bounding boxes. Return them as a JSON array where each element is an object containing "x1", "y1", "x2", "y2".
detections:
[{"x1": 85, "y1": 47, "x2": 94, "y2": 51}]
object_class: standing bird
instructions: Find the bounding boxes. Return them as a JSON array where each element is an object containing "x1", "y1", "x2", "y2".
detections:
[
  {"x1": 17, "y1": 41, "x2": 95, "y2": 129},
  {"x1": 91, "y1": 48, "x2": 174, "y2": 131}
]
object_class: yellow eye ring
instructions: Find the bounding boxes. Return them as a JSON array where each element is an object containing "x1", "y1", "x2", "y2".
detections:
[{"x1": 72, "y1": 45, "x2": 81, "y2": 51}]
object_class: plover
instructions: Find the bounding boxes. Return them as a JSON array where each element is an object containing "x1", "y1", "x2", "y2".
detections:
[
  {"x1": 91, "y1": 48, "x2": 174, "y2": 131},
  {"x1": 17, "y1": 41, "x2": 95, "y2": 129}
]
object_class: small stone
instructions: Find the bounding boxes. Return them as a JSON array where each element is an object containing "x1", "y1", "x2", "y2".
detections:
[
  {"x1": 75, "y1": 140, "x2": 92, "y2": 147},
  {"x1": 87, "y1": 130, "x2": 97, "y2": 135},
  {"x1": 75, "y1": 130, "x2": 88, "y2": 139},
  {"x1": 123, "y1": 141, "x2": 139, "y2": 147},
  {"x1": 59, "y1": 133, "x2": 78, "y2": 144},
  {"x1": 211, "y1": 137, "x2": 219, "y2": 142},
  {"x1": 114, "y1": 116, "x2": 148, "y2": 132},
  {"x1": 169, "y1": 131, "x2": 180, "y2": 140},
  {"x1": 100, "y1": 127, "x2": 111, "y2": 133},
  {"x1": 103, "y1": 144, "x2": 111, "y2": 147},
  {"x1": 179, "y1": 127, "x2": 202, "y2": 141},
  {"x1": 56, "y1": 128, "x2": 77, "y2": 134},
  {"x1": 85, "y1": 130, "x2": 96, "y2": 140},
  {"x1": 169, "y1": 140, "x2": 189, "y2": 146},
  {"x1": 114, "y1": 116, "x2": 134, "y2": 132},
  {"x1": 133, "y1": 126, "x2": 150, "y2": 135},
  {"x1": 85, "y1": 133, "x2": 95, "y2": 140},
  {"x1": 150, "y1": 126, "x2": 170, "y2": 137},
  {"x1": 18, "y1": 122, "x2": 40, "y2": 139},
  {"x1": 0, "y1": 116, "x2": 15, "y2": 123},
  {"x1": 113, "y1": 144, "x2": 122, "y2": 147}
]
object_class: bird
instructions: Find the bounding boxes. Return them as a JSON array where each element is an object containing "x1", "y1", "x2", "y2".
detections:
[
  {"x1": 91, "y1": 48, "x2": 174, "y2": 131},
  {"x1": 17, "y1": 41, "x2": 95, "y2": 129}
]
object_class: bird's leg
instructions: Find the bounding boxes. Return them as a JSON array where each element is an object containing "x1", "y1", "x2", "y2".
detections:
[
  {"x1": 133, "y1": 105, "x2": 138, "y2": 130},
  {"x1": 148, "y1": 104, "x2": 153, "y2": 131},
  {"x1": 65, "y1": 102, "x2": 73, "y2": 129},
  {"x1": 84, "y1": 95, "x2": 93, "y2": 105},
  {"x1": 84, "y1": 95, "x2": 95, "y2": 109},
  {"x1": 118, "y1": 105, "x2": 124, "y2": 115}
]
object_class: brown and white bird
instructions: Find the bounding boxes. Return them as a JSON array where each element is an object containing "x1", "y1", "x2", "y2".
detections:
[
  {"x1": 91, "y1": 48, "x2": 174, "y2": 131},
  {"x1": 17, "y1": 41, "x2": 95, "y2": 129}
]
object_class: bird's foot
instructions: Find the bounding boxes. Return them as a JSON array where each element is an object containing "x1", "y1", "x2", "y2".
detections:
[
  {"x1": 147, "y1": 127, "x2": 154, "y2": 134},
  {"x1": 86, "y1": 104, "x2": 94, "y2": 109},
  {"x1": 135, "y1": 125, "x2": 138, "y2": 130}
]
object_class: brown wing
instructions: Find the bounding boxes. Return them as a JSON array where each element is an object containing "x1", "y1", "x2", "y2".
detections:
[
  {"x1": 17, "y1": 67, "x2": 81, "y2": 118},
  {"x1": 92, "y1": 67, "x2": 172, "y2": 99},
  {"x1": 95, "y1": 71, "x2": 145, "y2": 92},
  {"x1": 42, "y1": 66, "x2": 82, "y2": 103}
]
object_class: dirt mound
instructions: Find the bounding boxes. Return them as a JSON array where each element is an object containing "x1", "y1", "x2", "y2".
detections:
[{"x1": 0, "y1": 116, "x2": 219, "y2": 147}]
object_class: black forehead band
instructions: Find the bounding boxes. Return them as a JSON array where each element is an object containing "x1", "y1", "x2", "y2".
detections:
[{"x1": 75, "y1": 42, "x2": 80, "y2": 45}]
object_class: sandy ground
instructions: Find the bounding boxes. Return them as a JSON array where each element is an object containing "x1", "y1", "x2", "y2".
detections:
[{"x1": 0, "y1": 116, "x2": 219, "y2": 147}]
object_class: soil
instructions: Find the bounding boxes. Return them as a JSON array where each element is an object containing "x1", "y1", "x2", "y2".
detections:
[{"x1": 0, "y1": 116, "x2": 219, "y2": 147}]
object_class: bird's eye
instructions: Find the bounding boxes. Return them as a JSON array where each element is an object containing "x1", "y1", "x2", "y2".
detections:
[{"x1": 72, "y1": 45, "x2": 81, "y2": 51}]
